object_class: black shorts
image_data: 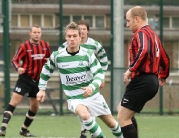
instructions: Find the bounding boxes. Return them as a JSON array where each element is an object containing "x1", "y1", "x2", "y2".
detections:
[
  {"x1": 13, "y1": 74, "x2": 39, "y2": 98},
  {"x1": 121, "y1": 73, "x2": 159, "y2": 113}
]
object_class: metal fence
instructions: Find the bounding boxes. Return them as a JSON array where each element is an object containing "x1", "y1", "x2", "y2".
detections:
[{"x1": 0, "y1": 68, "x2": 179, "y2": 115}]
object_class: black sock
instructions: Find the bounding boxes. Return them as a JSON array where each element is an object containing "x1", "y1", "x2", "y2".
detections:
[
  {"x1": 23, "y1": 109, "x2": 36, "y2": 128},
  {"x1": 21, "y1": 127, "x2": 27, "y2": 131},
  {"x1": 5, "y1": 104, "x2": 15, "y2": 113},
  {"x1": 1, "y1": 104, "x2": 15, "y2": 128},
  {"x1": 121, "y1": 124, "x2": 137, "y2": 138},
  {"x1": 131, "y1": 116, "x2": 138, "y2": 137}
]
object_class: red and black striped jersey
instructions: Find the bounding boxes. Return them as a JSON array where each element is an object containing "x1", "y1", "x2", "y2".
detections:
[
  {"x1": 12, "y1": 40, "x2": 51, "y2": 81},
  {"x1": 129, "y1": 25, "x2": 170, "y2": 79}
]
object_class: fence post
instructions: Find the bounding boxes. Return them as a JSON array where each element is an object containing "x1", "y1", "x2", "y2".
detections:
[
  {"x1": 159, "y1": 0, "x2": 163, "y2": 116},
  {"x1": 2, "y1": 0, "x2": 11, "y2": 109}
]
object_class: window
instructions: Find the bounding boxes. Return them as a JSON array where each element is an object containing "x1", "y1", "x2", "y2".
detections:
[
  {"x1": 63, "y1": 16, "x2": 70, "y2": 27},
  {"x1": 11, "y1": 15, "x2": 18, "y2": 27},
  {"x1": 172, "y1": 17, "x2": 179, "y2": 28},
  {"x1": 44, "y1": 15, "x2": 53, "y2": 27},
  {"x1": 147, "y1": 17, "x2": 158, "y2": 29},
  {"x1": 73, "y1": 16, "x2": 81, "y2": 23},
  {"x1": 20, "y1": 15, "x2": 29, "y2": 27},
  {"x1": 95, "y1": 16, "x2": 104, "y2": 28},
  {"x1": 163, "y1": 17, "x2": 170, "y2": 28},
  {"x1": 32, "y1": 15, "x2": 41, "y2": 26},
  {"x1": 84, "y1": 16, "x2": 92, "y2": 27},
  {"x1": 17, "y1": 14, "x2": 106, "y2": 29}
]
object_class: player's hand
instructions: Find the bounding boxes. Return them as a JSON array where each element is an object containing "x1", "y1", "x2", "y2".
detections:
[
  {"x1": 18, "y1": 67, "x2": 25, "y2": 75},
  {"x1": 99, "y1": 81, "x2": 105, "y2": 88},
  {"x1": 159, "y1": 78, "x2": 166, "y2": 86},
  {"x1": 124, "y1": 69, "x2": 132, "y2": 84},
  {"x1": 36, "y1": 90, "x2": 46, "y2": 102},
  {"x1": 44, "y1": 58, "x2": 49, "y2": 61},
  {"x1": 82, "y1": 86, "x2": 93, "y2": 98}
]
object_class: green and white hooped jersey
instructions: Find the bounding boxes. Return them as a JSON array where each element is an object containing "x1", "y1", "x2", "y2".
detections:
[
  {"x1": 39, "y1": 47, "x2": 104, "y2": 100},
  {"x1": 58, "y1": 37, "x2": 108, "y2": 74}
]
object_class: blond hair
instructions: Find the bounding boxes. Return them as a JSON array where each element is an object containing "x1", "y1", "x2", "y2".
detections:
[
  {"x1": 65, "y1": 22, "x2": 81, "y2": 36},
  {"x1": 30, "y1": 25, "x2": 41, "y2": 31},
  {"x1": 129, "y1": 6, "x2": 147, "y2": 21}
]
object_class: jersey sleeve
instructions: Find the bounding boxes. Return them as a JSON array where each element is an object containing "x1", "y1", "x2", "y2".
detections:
[
  {"x1": 158, "y1": 44, "x2": 170, "y2": 79},
  {"x1": 88, "y1": 52, "x2": 105, "y2": 91},
  {"x1": 129, "y1": 32, "x2": 149, "y2": 72},
  {"x1": 11, "y1": 45, "x2": 26, "y2": 71},
  {"x1": 38, "y1": 52, "x2": 57, "y2": 90},
  {"x1": 95, "y1": 41, "x2": 108, "y2": 74}
]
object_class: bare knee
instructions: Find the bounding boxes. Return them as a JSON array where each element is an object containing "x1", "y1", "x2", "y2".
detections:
[
  {"x1": 99, "y1": 115, "x2": 117, "y2": 128},
  {"x1": 30, "y1": 98, "x2": 39, "y2": 112},
  {"x1": 107, "y1": 120, "x2": 116, "y2": 128},
  {"x1": 30, "y1": 102, "x2": 39, "y2": 112},
  {"x1": 117, "y1": 109, "x2": 134, "y2": 127},
  {"x1": 76, "y1": 105, "x2": 91, "y2": 120},
  {"x1": 79, "y1": 112, "x2": 91, "y2": 120}
]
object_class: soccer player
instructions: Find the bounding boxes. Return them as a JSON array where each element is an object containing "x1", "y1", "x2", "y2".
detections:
[
  {"x1": 58, "y1": 20, "x2": 108, "y2": 138},
  {"x1": 117, "y1": 6, "x2": 170, "y2": 138},
  {"x1": 37, "y1": 22, "x2": 123, "y2": 138},
  {"x1": 59, "y1": 20, "x2": 108, "y2": 88},
  {"x1": 0, "y1": 25, "x2": 51, "y2": 137}
]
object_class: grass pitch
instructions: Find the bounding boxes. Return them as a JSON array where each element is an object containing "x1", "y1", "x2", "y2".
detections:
[{"x1": 1, "y1": 114, "x2": 179, "y2": 138}]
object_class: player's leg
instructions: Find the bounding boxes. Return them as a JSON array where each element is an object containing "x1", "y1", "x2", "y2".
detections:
[
  {"x1": 131, "y1": 116, "x2": 138, "y2": 137},
  {"x1": 118, "y1": 74, "x2": 159, "y2": 138},
  {"x1": 75, "y1": 104, "x2": 105, "y2": 138},
  {"x1": 85, "y1": 94, "x2": 123, "y2": 138},
  {"x1": 0, "y1": 76, "x2": 26, "y2": 136},
  {"x1": 99, "y1": 114, "x2": 123, "y2": 138},
  {"x1": 78, "y1": 115, "x2": 87, "y2": 138},
  {"x1": 117, "y1": 104, "x2": 137, "y2": 138},
  {"x1": 0, "y1": 92, "x2": 23, "y2": 136},
  {"x1": 19, "y1": 86, "x2": 39, "y2": 137},
  {"x1": 79, "y1": 116, "x2": 96, "y2": 138},
  {"x1": 117, "y1": 76, "x2": 139, "y2": 138}
]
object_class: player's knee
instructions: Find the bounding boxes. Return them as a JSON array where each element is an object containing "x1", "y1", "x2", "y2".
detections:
[
  {"x1": 79, "y1": 112, "x2": 91, "y2": 120},
  {"x1": 30, "y1": 104, "x2": 39, "y2": 112},
  {"x1": 106, "y1": 120, "x2": 116, "y2": 128},
  {"x1": 9, "y1": 100, "x2": 21, "y2": 107}
]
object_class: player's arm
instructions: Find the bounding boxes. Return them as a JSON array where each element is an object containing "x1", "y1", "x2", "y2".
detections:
[
  {"x1": 96, "y1": 41, "x2": 108, "y2": 74},
  {"x1": 37, "y1": 52, "x2": 56, "y2": 102},
  {"x1": 96, "y1": 42, "x2": 108, "y2": 88},
  {"x1": 11, "y1": 45, "x2": 26, "y2": 73},
  {"x1": 129, "y1": 32, "x2": 149, "y2": 72},
  {"x1": 88, "y1": 52, "x2": 105, "y2": 91},
  {"x1": 158, "y1": 43, "x2": 170, "y2": 85},
  {"x1": 82, "y1": 53, "x2": 104, "y2": 97}
]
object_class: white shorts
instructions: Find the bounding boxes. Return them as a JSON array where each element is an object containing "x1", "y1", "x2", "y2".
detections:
[{"x1": 67, "y1": 93, "x2": 111, "y2": 117}]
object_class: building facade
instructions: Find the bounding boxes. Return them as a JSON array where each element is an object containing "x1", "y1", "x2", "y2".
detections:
[
  {"x1": 0, "y1": 1, "x2": 178, "y2": 72},
  {"x1": 0, "y1": 0, "x2": 179, "y2": 114}
]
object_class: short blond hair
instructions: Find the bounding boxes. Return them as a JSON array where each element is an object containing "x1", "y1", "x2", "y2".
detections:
[
  {"x1": 64, "y1": 22, "x2": 81, "y2": 36},
  {"x1": 129, "y1": 6, "x2": 147, "y2": 21},
  {"x1": 30, "y1": 25, "x2": 41, "y2": 31}
]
